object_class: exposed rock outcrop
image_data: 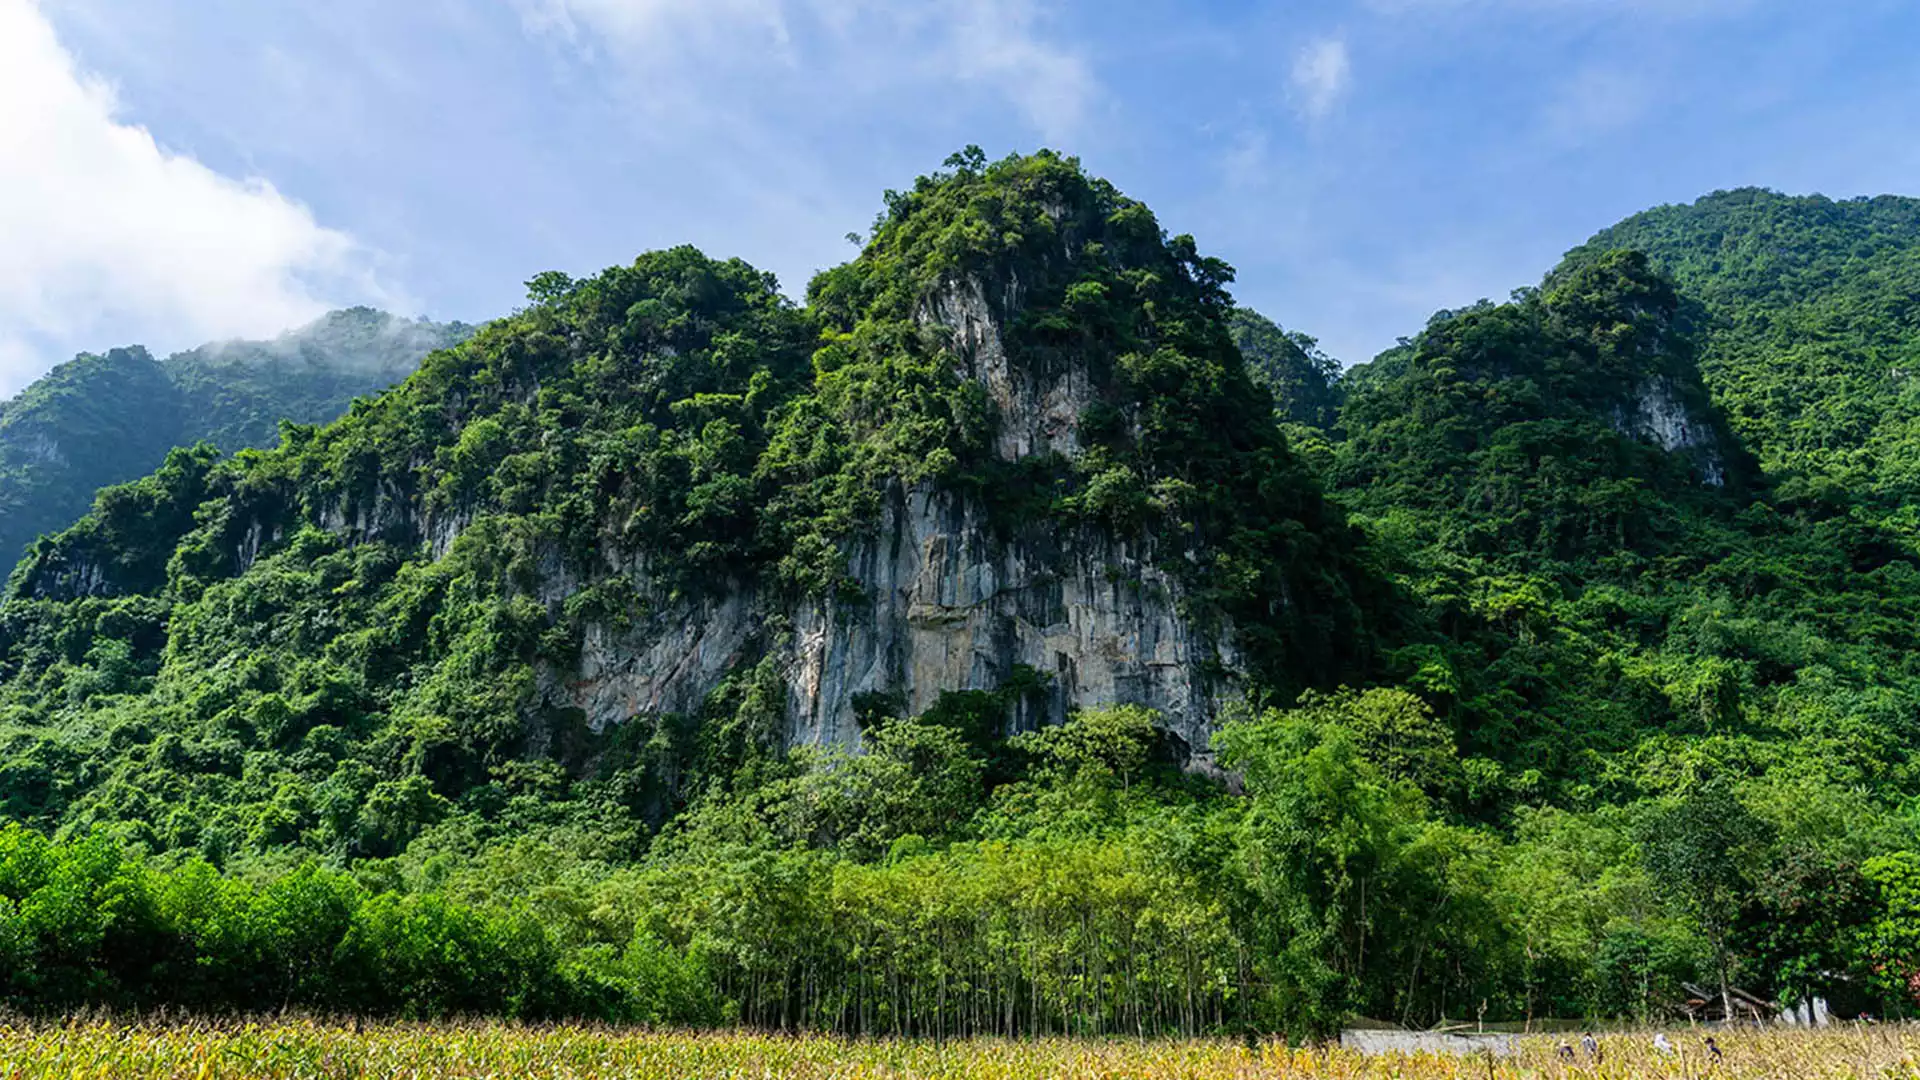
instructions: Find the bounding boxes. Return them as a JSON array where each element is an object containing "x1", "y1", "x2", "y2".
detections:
[
  {"x1": 535, "y1": 270, "x2": 1246, "y2": 762},
  {"x1": 18, "y1": 551, "x2": 112, "y2": 600},
  {"x1": 919, "y1": 276, "x2": 1088, "y2": 462},
  {"x1": 785, "y1": 484, "x2": 1238, "y2": 761},
  {"x1": 535, "y1": 480, "x2": 1239, "y2": 766},
  {"x1": 1618, "y1": 376, "x2": 1729, "y2": 487},
  {"x1": 14, "y1": 434, "x2": 65, "y2": 468}
]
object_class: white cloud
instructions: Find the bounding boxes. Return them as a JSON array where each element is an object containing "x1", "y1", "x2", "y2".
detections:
[
  {"x1": 1291, "y1": 37, "x2": 1352, "y2": 121},
  {"x1": 935, "y1": 0, "x2": 1093, "y2": 139},
  {"x1": 0, "y1": 0, "x2": 392, "y2": 392},
  {"x1": 516, "y1": 0, "x2": 1094, "y2": 139}
]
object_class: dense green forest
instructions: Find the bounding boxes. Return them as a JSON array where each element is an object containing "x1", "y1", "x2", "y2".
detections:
[
  {"x1": 0, "y1": 308, "x2": 472, "y2": 569},
  {"x1": 2, "y1": 157, "x2": 1918, "y2": 1037},
  {"x1": 1565, "y1": 189, "x2": 1920, "y2": 510}
]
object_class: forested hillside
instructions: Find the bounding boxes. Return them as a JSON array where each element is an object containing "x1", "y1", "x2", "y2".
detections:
[
  {"x1": 1, "y1": 155, "x2": 1917, "y2": 1037},
  {"x1": 1229, "y1": 308, "x2": 1343, "y2": 431},
  {"x1": 1563, "y1": 188, "x2": 1920, "y2": 508},
  {"x1": 0, "y1": 309, "x2": 472, "y2": 567}
]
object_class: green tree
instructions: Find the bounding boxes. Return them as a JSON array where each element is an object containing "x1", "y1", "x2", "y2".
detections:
[
  {"x1": 1215, "y1": 699, "x2": 1429, "y2": 1036},
  {"x1": 1013, "y1": 705, "x2": 1159, "y2": 791},
  {"x1": 1861, "y1": 852, "x2": 1920, "y2": 1013},
  {"x1": 1639, "y1": 784, "x2": 1774, "y2": 1020}
]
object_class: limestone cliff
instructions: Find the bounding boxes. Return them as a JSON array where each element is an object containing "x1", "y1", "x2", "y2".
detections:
[
  {"x1": 541, "y1": 479, "x2": 1239, "y2": 764},
  {"x1": 539, "y1": 263, "x2": 1246, "y2": 762},
  {"x1": 786, "y1": 485, "x2": 1235, "y2": 757},
  {"x1": 1616, "y1": 376, "x2": 1729, "y2": 487},
  {"x1": 518, "y1": 155, "x2": 1364, "y2": 763}
]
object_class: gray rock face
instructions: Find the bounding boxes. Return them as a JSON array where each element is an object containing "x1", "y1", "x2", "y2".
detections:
[
  {"x1": 1618, "y1": 376, "x2": 1728, "y2": 487},
  {"x1": 15, "y1": 433, "x2": 64, "y2": 467},
  {"x1": 234, "y1": 518, "x2": 279, "y2": 575},
  {"x1": 21, "y1": 553, "x2": 111, "y2": 600},
  {"x1": 535, "y1": 482, "x2": 1240, "y2": 765},
  {"x1": 533, "y1": 271, "x2": 1247, "y2": 761},
  {"x1": 786, "y1": 485, "x2": 1239, "y2": 761},
  {"x1": 1626, "y1": 378, "x2": 1706, "y2": 453},
  {"x1": 550, "y1": 584, "x2": 761, "y2": 731},
  {"x1": 920, "y1": 276, "x2": 1087, "y2": 462}
]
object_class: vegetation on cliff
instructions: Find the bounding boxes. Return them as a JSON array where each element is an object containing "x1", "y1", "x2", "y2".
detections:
[
  {"x1": 0, "y1": 309, "x2": 471, "y2": 568},
  {"x1": 1563, "y1": 188, "x2": 1920, "y2": 510},
  {"x1": 0, "y1": 156, "x2": 1918, "y2": 1035}
]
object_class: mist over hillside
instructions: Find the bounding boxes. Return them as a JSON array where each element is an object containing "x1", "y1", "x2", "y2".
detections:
[{"x1": 0, "y1": 309, "x2": 473, "y2": 567}]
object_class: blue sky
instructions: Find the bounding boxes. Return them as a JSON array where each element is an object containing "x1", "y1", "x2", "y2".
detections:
[{"x1": 4, "y1": 0, "x2": 1918, "y2": 393}]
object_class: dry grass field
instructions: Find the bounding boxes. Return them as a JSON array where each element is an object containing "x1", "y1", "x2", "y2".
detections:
[{"x1": 0, "y1": 1020, "x2": 1916, "y2": 1079}]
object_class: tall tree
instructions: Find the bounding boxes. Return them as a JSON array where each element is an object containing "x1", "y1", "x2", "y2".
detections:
[{"x1": 1639, "y1": 784, "x2": 1774, "y2": 1020}]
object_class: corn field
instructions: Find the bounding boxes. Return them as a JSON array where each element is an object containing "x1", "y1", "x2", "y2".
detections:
[{"x1": 0, "y1": 1020, "x2": 1916, "y2": 1079}]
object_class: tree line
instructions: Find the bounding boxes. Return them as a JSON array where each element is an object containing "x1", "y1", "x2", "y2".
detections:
[{"x1": 6, "y1": 699, "x2": 1918, "y2": 1036}]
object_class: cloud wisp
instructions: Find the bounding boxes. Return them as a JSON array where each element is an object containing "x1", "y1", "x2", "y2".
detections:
[
  {"x1": 1291, "y1": 36, "x2": 1352, "y2": 121},
  {"x1": 0, "y1": 0, "x2": 392, "y2": 392},
  {"x1": 515, "y1": 0, "x2": 1095, "y2": 140}
]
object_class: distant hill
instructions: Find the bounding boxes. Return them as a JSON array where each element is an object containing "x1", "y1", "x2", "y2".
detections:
[
  {"x1": 1560, "y1": 188, "x2": 1920, "y2": 506},
  {"x1": 0, "y1": 308, "x2": 473, "y2": 568},
  {"x1": 1228, "y1": 307, "x2": 1343, "y2": 430}
]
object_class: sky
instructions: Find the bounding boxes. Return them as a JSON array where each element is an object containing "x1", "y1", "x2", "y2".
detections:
[{"x1": 3, "y1": 0, "x2": 1918, "y2": 395}]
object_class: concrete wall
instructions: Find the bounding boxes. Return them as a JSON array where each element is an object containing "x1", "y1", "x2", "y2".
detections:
[{"x1": 1339, "y1": 1030, "x2": 1519, "y2": 1057}]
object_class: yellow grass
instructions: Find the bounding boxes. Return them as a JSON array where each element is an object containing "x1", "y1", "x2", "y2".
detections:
[{"x1": 0, "y1": 1020, "x2": 1914, "y2": 1079}]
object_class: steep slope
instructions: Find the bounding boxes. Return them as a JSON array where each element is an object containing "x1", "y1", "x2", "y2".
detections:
[
  {"x1": 1331, "y1": 249, "x2": 1920, "y2": 799},
  {"x1": 1228, "y1": 307, "x2": 1343, "y2": 430},
  {"x1": 0, "y1": 349, "x2": 188, "y2": 571},
  {"x1": 1560, "y1": 189, "x2": 1920, "y2": 504},
  {"x1": 1339, "y1": 250, "x2": 1745, "y2": 560},
  {"x1": 790, "y1": 150, "x2": 1379, "y2": 746},
  {"x1": 0, "y1": 151, "x2": 1378, "y2": 857},
  {"x1": 0, "y1": 309, "x2": 473, "y2": 568}
]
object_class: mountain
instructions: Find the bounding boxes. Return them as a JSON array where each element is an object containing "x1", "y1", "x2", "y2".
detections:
[
  {"x1": 1339, "y1": 249, "x2": 1746, "y2": 551},
  {"x1": 1561, "y1": 189, "x2": 1920, "y2": 507},
  {"x1": 0, "y1": 149, "x2": 1377, "y2": 838},
  {"x1": 1329, "y1": 246, "x2": 1918, "y2": 792},
  {"x1": 0, "y1": 308, "x2": 473, "y2": 568},
  {"x1": 1316, "y1": 238, "x2": 1920, "y2": 1026},
  {"x1": 1, "y1": 157, "x2": 1918, "y2": 1034}
]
